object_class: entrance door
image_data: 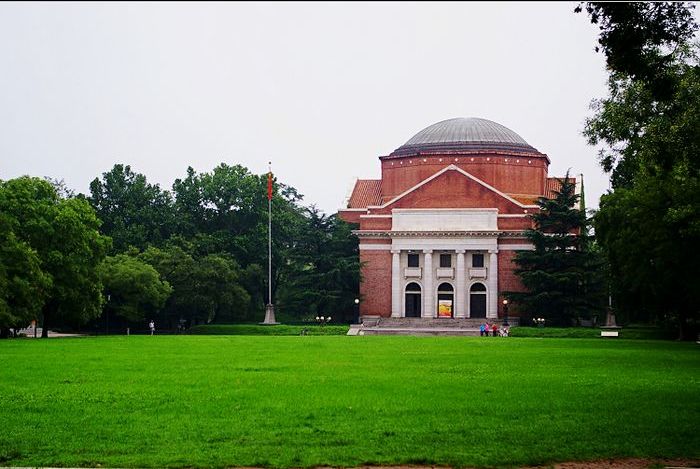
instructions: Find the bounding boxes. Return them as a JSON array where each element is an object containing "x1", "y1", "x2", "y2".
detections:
[
  {"x1": 404, "y1": 283, "x2": 422, "y2": 318},
  {"x1": 469, "y1": 283, "x2": 487, "y2": 318},
  {"x1": 437, "y1": 283, "x2": 454, "y2": 318}
]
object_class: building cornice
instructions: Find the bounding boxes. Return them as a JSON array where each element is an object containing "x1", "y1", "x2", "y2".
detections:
[{"x1": 353, "y1": 230, "x2": 528, "y2": 238}]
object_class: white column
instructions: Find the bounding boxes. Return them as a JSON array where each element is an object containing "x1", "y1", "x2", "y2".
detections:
[
  {"x1": 487, "y1": 249, "x2": 498, "y2": 319},
  {"x1": 423, "y1": 250, "x2": 434, "y2": 318},
  {"x1": 455, "y1": 250, "x2": 466, "y2": 318},
  {"x1": 391, "y1": 250, "x2": 401, "y2": 318}
]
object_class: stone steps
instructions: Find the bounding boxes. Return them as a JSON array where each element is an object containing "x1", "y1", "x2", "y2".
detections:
[
  {"x1": 364, "y1": 317, "x2": 516, "y2": 328},
  {"x1": 356, "y1": 316, "x2": 517, "y2": 336},
  {"x1": 361, "y1": 327, "x2": 482, "y2": 336}
]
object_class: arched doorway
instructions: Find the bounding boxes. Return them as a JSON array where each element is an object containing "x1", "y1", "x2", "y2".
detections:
[
  {"x1": 437, "y1": 283, "x2": 454, "y2": 318},
  {"x1": 469, "y1": 283, "x2": 487, "y2": 318},
  {"x1": 404, "y1": 282, "x2": 422, "y2": 318}
]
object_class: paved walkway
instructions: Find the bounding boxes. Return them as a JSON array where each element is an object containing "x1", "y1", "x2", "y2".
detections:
[{"x1": 16, "y1": 327, "x2": 84, "y2": 338}]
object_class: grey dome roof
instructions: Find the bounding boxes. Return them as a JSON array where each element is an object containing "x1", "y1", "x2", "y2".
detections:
[{"x1": 390, "y1": 117, "x2": 537, "y2": 156}]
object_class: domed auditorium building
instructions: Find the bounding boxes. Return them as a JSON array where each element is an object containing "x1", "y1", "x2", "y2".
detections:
[{"x1": 339, "y1": 117, "x2": 582, "y2": 322}]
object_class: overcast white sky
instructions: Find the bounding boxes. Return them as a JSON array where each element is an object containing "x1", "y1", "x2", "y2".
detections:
[{"x1": 0, "y1": 2, "x2": 636, "y2": 214}]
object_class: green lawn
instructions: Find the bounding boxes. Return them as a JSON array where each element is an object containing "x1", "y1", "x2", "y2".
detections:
[
  {"x1": 188, "y1": 324, "x2": 349, "y2": 336},
  {"x1": 0, "y1": 336, "x2": 697, "y2": 468}
]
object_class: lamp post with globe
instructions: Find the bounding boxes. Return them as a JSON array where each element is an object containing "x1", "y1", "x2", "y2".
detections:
[
  {"x1": 354, "y1": 298, "x2": 360, "y2": 324},
  {"x1": 315, "y1": 315, "x2": 331, "y2": 327},
  {"x1": 502, "y1": 299, "x2": 509, "y2": 326}
]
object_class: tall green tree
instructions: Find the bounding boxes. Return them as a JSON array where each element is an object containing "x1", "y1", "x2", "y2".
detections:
[
  {"x1": 0, "y1": 214, "x2": 51, "y2": 337},
  {"x1": 89, "y1": 164, "x2": 174, "y2": 252},
  {"x1": 98, "y1": 254, "x2": 172, "y2": 323},
  {"x1": 139, "y1": 244, "x2": 250, "y2": 326},
  {"x1": 279, "y1": 207, "x2": 360, "y2": 322},
  {"x1": 172, "y1": 163, "x2": 310, "y2": 319},
  {"x1": 0, "y1": 177, "x2": 110, "y2": 337},
  {"x1": 506, "y1": 174, "x2": 606, "y2": 326},
  {"x1": 580, "y1": 2, "x2": 700, "y2": 338}
]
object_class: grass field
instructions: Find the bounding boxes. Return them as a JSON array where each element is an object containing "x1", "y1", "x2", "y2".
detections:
[
  {"x1": 188, "y1": 324, "x2": 349, "y2": 336},
  {"x1": 0, "y1": 336, "x2": 698, "y2": 468}
]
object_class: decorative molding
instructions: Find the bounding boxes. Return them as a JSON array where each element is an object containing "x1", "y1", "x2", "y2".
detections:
[
  {"x1": 353, "y1": 229, "x2": 530, "y2": 239},
  {"x1": 469, "y1": 267, "x2": 487, "y2": 279},
  {"x1": 404, "y1": 267, "x2": 422, "y2": 279},
  {"x1": 359, "y1": 214, "x2": 392, "y2": 219},
  {"x1": 498, "y1": 244, "x2": 535, "y2": 251},
  {"x1": 359, "y1": 244, "x2": 392, "y2": 251},
  {"x1": 436, "y1": 268, "x2": 454, "y2": 279}
]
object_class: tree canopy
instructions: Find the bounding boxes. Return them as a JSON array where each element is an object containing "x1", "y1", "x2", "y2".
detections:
[
  {"x1": 0, "y1": 177, "x2": 110, "y2": 337},
  {"x1": 579, "y1": 1, "x2": 700, "y2": 338},
  {"x1": 99, "y1": 254, "x2": 172, "y2": 323}
]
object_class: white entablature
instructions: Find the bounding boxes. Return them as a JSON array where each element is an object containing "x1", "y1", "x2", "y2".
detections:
[{"x1": 392, "y1": 208, "x2": 498, "y2": 232}]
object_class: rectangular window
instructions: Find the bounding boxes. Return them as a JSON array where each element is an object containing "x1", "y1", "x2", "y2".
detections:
[
  {"x1": 472, "y1": 253, "x2": 484, "y2": 268},
  {"x1": 440, "y1": 253, "x2": 452, "y2": 268},
  {"x1": 407, "y1": 253, "x2": 420, "y2": 268}
]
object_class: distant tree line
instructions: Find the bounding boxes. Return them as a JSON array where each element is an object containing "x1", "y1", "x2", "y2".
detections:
[{"x1": 0, "y1": 163, "x2": 359, "y2": 337}]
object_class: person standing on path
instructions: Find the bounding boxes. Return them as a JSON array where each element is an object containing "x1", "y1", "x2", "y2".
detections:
[{"x1": 149, "y1": 320, "x2": 155, "y2": 336}]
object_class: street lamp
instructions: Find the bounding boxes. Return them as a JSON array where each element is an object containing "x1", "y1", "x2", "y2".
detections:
[
  {"x1": 354, "y1": 298, "x2": 360, "y2": 324},
  {"x1": 502, "y1": 299, "x2": 509, "y2": 326},
  {"x1": 315, "y1": 315, "x2": 331, "y2": 326}
]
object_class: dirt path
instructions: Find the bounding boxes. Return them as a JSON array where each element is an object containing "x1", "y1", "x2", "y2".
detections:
[{"x1": 318, "y1": 459, "x2": 699, "y2": 469}]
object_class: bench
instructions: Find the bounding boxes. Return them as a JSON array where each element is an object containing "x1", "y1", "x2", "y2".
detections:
[{"x1": 601, "y1": 330, "x2": 619, "y2": 337}]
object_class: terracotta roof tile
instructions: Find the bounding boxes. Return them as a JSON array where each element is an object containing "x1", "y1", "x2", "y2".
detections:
[
  {"x1": 545, "y1": 177, "x2": 576, "y2": 199},
  {"x1": 507, "y1": 194, "x2": 540, "y2": 205},
  {"x1": 347, "y1": 179, "x2": 382, "y2": 208}
]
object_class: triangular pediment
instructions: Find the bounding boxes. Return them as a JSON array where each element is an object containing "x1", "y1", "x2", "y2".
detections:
[{"x1": 373, "y1": 165, "x2": 536, "y2": 213}]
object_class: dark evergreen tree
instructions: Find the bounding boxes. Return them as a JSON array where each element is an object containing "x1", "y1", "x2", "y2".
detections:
[
  {"x1": 506, "y1": 173, "x2": 606, "y2": 326},
  {"x1": 277, "y1": 207, "x2": 360, "y2": 322}
]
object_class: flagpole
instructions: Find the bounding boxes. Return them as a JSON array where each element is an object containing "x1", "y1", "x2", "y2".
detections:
[{"x1": 262, "y1": 161, "x2": 278, "y2": 325}]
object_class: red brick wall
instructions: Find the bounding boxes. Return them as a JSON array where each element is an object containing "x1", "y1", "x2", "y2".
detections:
[
  {"x1": 380, "y1": 154, "x2": 548, "y2": 202},
  {"x1": 498, "y1": 249, "x2": 527, "y2": 317},
  {"x1": 359, "y1": 250, "x2": 392, "y2": 317},
  {"x1": 360, "y1": 217, "x2": 392, "y2": 231},
  {"x1": 378, "y1": 169, "x2": 528, "y2": 215},
  {"x1": 497, "y1": 216, "x2": 535, "y2": 231},
  {"x1": 338, "y1": 209, "x2": 363, "y2": 224}
]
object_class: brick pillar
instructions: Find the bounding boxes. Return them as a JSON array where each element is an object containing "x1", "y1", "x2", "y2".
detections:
[
  {"x1": 391, "y1": 250, "x2": 401, "y2": 318},
  {"x1": 423, "y1": 250, "x2": 434, "y2": 318},
  {"x1": 455, "y1": 250, "x2": 466, "y2": 318}
]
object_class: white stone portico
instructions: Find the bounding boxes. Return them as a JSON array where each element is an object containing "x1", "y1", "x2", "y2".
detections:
[{"x1": 388, "y1": 209, "x2": 500, "y2": 319}]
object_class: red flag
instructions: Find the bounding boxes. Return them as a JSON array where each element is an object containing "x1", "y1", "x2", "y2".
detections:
[{"x1": 267, "y1": 171, "x2": 273, "y2": 201}]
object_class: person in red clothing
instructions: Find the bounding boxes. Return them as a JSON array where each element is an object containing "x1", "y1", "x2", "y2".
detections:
[{"x1": 492, "y1": 323, "x2": 498, "y2": 337}]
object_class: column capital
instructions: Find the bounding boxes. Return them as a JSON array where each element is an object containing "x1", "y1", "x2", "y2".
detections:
[
  {"x1": 423, "y1": 249, "x2": 433, "y2": 255},
  {"x1": 391, "y1": 249, "x2": 401, "y2": 255},
  {"x1": 488, "y1": 249, "x2": 499, "y2": 254},
  {"x1": 456, "y1": 249, "x2": 466, "y2": 254}
]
